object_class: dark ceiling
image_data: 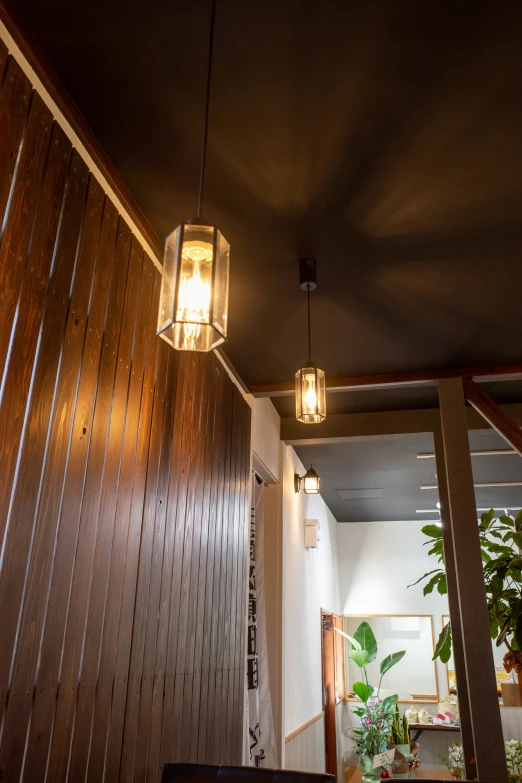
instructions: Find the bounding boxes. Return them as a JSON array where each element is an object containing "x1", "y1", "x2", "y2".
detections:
[
  {"x1": 294, "y1": 429, "x2": 522, "y2": 522},
  {"x1": 12, "y1": 0, "x2": 522, "y2": 390}
]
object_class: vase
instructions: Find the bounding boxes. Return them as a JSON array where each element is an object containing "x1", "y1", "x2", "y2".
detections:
[
  {"x1": 393, "y1": 744, "x2": 411, "y2": 779},
  {"x1": 360, "y1": 759, "x2": 380, "y2": 783}
]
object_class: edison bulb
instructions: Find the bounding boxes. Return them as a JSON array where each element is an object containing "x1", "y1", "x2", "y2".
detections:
[
  {"x1": 303, "y1": 373, "x2": 318, "y2": 413},
  {"x1": 176, "y1": 241, "x2": 213, "y2": 349}
]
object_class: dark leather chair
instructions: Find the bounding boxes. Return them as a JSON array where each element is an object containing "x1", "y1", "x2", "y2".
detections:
[{"x1": 161, "y1": 763, "x2": 335, "y2": 783}]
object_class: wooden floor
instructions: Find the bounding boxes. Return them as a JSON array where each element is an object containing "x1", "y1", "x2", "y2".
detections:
[{"x1": 345, "y1": 766, "x2": 452, "y2": 782}]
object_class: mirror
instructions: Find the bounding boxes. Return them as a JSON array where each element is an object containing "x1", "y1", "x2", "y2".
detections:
[
  {"x1": 442, "y1": 614, "x2": 511, "y2": 698},
  {"x1": 344, "y1": 614, "x2": 438, "y2": 702}
]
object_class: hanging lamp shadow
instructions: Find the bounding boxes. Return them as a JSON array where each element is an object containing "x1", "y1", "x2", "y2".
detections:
[
  {"x1": 295, "y1": 258, "x2": 326, "y2": 423},
  {"x1": 157, "y1": 0, "x2": 229, "y2": 352}
]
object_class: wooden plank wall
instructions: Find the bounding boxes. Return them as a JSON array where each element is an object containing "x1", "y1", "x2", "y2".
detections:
[{"x1": 0, "y1": 40, "x2": 251, "y2": 783}]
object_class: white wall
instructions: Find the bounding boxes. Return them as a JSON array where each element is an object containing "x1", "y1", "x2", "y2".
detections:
[
  {"x1": 283, "y1": 445, "x2": 341, "y2": 737},
  {"x1": 337, "y1": 520, "x2": 450, "y2": 701},
  {"x1": 250, "y1": 397, "x2": 281, "y2": 483}
]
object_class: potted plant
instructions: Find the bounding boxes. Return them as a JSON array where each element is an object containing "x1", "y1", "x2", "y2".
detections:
[
  {"x1": 411, "y1": 509, "x2": 522, "y2": 695},
  {"x1": 389, "y1": 703, "x2": 413, "y2": 778},
  {"x1": 348, "y1": 621, "x2": 406, "y2": 781}
]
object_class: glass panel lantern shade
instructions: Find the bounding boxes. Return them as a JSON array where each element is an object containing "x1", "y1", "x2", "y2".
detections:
[
  {"x1": 303, "y1": 466, "x2": 320, "y2": 494},
  {"x1": 157, "y1": 221, "x2": 230, "y2": 352},
  {"x1": 295, "y1": 363, "x2": 326, "y2": 423}
]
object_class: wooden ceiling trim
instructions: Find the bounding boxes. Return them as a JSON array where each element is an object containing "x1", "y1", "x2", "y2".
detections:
[
  {"x1": 463, "y1": 377, "x2": 522, "y2": 458},
  {"x1": 250, "y1": 363, "x2": 522, "y2": 397}
]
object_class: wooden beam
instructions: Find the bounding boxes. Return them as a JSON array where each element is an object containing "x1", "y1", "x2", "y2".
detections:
[
  {"x1": 250, "y1": 363, "x2": 522, "y2": 397},
  {"x1": 464, "y1": 377, "x2": 522, "y2": 457},
  {"x1": 280, "y1": 403, "x2": 522, "y2": 444},
  {"x1": 439, "y1": 378, "x2": 507, "y2": 783},
  {"x1": 433, "y1": 428, "x2": 475, "y2": 780}
]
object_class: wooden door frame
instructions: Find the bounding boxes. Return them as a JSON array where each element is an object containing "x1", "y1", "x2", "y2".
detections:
[{"x1": 321, "y1": 608, "x2": 342, "y2": 779}]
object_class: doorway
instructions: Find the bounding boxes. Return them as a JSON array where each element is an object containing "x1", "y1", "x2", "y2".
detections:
[{"x1": 321, "y1": 610, "x2": 344, "y2": 780}]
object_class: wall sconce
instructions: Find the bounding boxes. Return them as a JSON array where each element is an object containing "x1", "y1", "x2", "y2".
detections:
[{"x1": 294, "y1": 465, "x2": 321, "y2": 494}]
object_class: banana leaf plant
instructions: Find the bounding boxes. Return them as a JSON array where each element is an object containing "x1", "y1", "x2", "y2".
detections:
[
  {"x1": 410, "y1": 509, "x2": 522, "y2": 665},
  {"x1": 346, "y1": 620, "x2": 406, "y2": 702}
]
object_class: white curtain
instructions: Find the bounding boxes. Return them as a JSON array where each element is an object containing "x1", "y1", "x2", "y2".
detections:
[{"x1": 245, "y1": 473, "x2": 277, "y2": 767}]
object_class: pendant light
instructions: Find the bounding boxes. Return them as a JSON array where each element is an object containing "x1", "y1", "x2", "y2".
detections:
[
  {"x1": 294, "y1": 465, "x2": 321, "y2": 494},
  {"x1": 295, "y1": 258, "x2": 326, "y2": 423},
  {"x1": 157, "y1": 0, "x2": 229, "y2": 352}
]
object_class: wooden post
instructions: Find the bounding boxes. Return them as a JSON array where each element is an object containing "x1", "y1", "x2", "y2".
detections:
[
  {"x1": 438, "y1": 378, "x2": 507, "y2": 783},
  {"x1": 433, "y1": 427, "x2": 476, "y2": 780}
]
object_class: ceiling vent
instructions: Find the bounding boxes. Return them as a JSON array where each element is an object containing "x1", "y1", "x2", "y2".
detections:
[{"x1": 336, "y1": 488, "x2": 384, "y2": 500}]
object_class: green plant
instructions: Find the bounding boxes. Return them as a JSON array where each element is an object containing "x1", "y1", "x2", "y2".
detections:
[
  {"x1": 410, "y1": 509, "x2": 522, "y2": 665},
  {"x1": 352, "y1": 696, "x2": 399, "y2": 762},
  {"x1": 390, "y1": 703, "x2": 409, "y2": 746},
  {"x1": 347, "y1": 621, "x2": 406, "y2": 702}
]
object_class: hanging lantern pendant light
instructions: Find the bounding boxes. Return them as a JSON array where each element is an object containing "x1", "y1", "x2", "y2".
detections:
[
  {"x1": 157, "y1": 0, "x2": 230, "y2": 352},
  {"x1": 295, "y1": 258, "x2": 326, "y2": 423}
]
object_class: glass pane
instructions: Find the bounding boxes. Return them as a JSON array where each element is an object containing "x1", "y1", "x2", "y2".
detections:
[
  {"x1": 296, "y1": 366, "x2": 326, "y2": 423},
  {"x1": 295, "y1": 369, "x2": 303, "y2": 419},
  {"x1": 157, "y1": 226, "x2": 181, "y2": 340},
  {"x1": 212, "y1": 229, "x2": 230, "y2": 338},
  {"x1": 344, "y1": 615, "x2": 438, "y2": 701}
]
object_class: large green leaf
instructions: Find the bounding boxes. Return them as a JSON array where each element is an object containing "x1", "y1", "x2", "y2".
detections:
[
  {"x1": 437, "y1": 574, "x2": 447, "y2": 595},
  {"x1": 380, "y1": 651, "x2": 406, "y2": 677},
  {"x1": 381, "y1": 694, "x2": 398, "y2": 713},
  {"x1": 516, "y1": 616, "x2": 522, "y2": 652},
  {"x1": 407, "y1": 569, "x2": 444, "y2": 589},
  {"x1": 497, "y1": 616, "x2": 511, "y2": 647},
  {"x1": 353, "y1": 681, "x2": 373, "y2": 703},
  {"x1": 423, "y1": 573, "x2": 443, "y2": 596},
  {"x1": 421, "y1": 524, "x2": 443, "y2": 539},
  {"x1": 479, "y1": 509, "x2": 495, "y2": 531},
  {"x1": 343, "y1": 633, "x2": 362, "y2": 651},
  {"x1": 354, "y1": 621, "x2": 378, "y2": 663},
  {"x1": 349, "y1": 649, "x2": 369, "y2": 669},
  {"x1": 433, "y1": 621, "x2": 452, "y2": 663},
  {"x1": 516, "y1": 509, "x2": 522, "y2": 531}
]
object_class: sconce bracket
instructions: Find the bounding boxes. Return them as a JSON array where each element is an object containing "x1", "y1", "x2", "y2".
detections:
[{"x1": 294, "y1": 473, "x2": 301, "y2": 493}]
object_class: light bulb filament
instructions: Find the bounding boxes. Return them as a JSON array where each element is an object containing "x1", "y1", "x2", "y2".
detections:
[{"x1": 303, "y1": 375, "x2": 318, "y2": 414}]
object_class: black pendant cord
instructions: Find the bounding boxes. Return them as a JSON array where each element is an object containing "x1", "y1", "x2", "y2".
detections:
[
  {"x1": 307, "y1": 282, "x2": 312, "y2": 364},
  {"x1": 197, "y1": 0, "x2": 217, "y2": 219}
]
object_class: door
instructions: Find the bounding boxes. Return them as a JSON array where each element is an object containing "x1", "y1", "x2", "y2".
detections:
[{"x1": 321, "y1": 610, "x2": 338, "y2": 779}]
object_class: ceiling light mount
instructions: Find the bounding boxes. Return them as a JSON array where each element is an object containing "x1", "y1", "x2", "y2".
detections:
[
  {"x1": 295, "y1": 258, "x2": 326, "y2": 423},
  {"x1": 157, "y1": 0, "x2": 230, "y2": 353}
]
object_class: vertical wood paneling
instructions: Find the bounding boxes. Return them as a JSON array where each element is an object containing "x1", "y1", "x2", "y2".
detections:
[
  {"x1": 0, "y1": 40, "x2": 251, "y2": 783},
  {"x1": 285, "y1": 716, "x2": 326, "y2": 774}
]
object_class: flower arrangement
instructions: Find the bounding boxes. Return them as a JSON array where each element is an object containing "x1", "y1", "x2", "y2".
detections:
[
  {"x1": 441, "y1": 739, "x2": 522, "y2": 782},
  {"x1": 353, "y1": 699, "x2": 398, "y2": 761},
  {"x1": 506, "y1": 739, "x2": 522, "y2": 783},
  {"x1": 440, "y1": 742, "x2": 465, "y2": 780}
]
